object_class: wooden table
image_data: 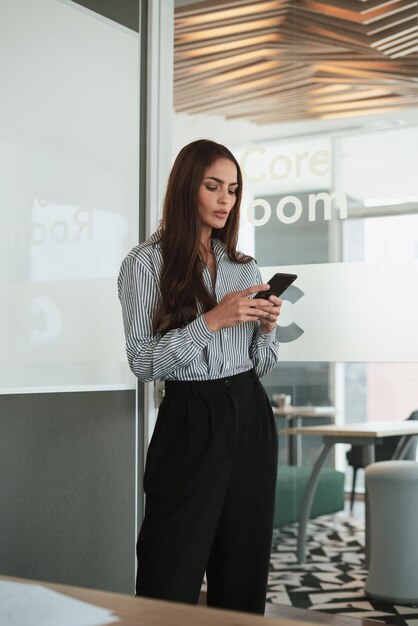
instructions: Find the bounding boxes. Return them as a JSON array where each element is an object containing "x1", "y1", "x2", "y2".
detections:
[
  {"x1": 273, "y1": 406, "x2": 335, "y2": 466},
  {"x1": 280, "y1": 420, "x2": 418, "y2": 564},
  {"x1": 0, "y1": 575, "x2": 324, "y2": 626}
]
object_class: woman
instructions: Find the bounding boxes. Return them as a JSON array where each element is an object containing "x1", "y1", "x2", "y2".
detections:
[{"x1": 118, "y1": 139, "x2": 282, "y2": 615}]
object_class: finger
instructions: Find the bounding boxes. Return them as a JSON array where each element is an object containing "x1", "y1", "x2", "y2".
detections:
[
  {"x1": 260, "y1": 307, "x2": 280, "y2": 321},
  {"x1": 266, "y1": 304, "x2": 281, "y2": 314},
  {"x1": 249, "y1": 306, "x2": 275, "y2": 318},
  {"x1": 268, "y1": 296, "x2": 282, "y2": 305},
  {"x1": 261, "y1": 312, "x2": 279, "y2": 324},
  {"x1": 241, "y1": 283, "x2": 270, "y2": 297},
  {"x1": 248, "y1": 301, "x2": 276, "y2": 314},
  {"x1": 251, "y1": 301, "x2": 278, "y2": 314}
]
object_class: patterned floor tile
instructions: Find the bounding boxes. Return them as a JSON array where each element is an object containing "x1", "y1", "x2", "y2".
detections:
[{"x1": 267, "y1": 518, "x2": 417, "y2": 626}]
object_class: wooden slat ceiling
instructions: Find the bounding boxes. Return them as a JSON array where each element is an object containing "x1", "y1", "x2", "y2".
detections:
[{"x1": 174, "y1": 0, "x2": 418, "y2": 123}]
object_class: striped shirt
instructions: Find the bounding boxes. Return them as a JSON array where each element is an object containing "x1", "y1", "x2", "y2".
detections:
[{"x1": 117, "y1": 232, "x2": 279, "y2": 382}]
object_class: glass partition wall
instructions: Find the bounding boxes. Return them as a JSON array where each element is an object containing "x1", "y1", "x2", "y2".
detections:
[
  {"x1": 0, "y1": 0, "x2": 140, "y2": 392},
  {"x1": 0, "y1": 0, "x2": 143, "y2": 592},
  {"x1": 172, "y1": 1, "x2": 418, "y2": 489}
]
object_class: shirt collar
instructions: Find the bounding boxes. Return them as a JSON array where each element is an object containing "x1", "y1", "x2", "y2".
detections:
[
  {"x1": 211, "y1": 237, "x2": 227, "y2": 261},
  {"x1": 148, "y1": 231, "x2": 161, "y2": 245}
]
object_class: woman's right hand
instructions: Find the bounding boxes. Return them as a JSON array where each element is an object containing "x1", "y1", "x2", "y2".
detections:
[{"x1": 204, "y1": 284, "x2": 274, "y2": 332}]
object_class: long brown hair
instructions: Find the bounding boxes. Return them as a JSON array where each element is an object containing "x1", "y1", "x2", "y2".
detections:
[{"x1": 153, "y1": 139, "x2": 252, "y2": 334}]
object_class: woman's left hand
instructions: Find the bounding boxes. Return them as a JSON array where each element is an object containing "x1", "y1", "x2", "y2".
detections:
[{"x1": 258, "y1": 295, "x2": 282, "y2": 333}]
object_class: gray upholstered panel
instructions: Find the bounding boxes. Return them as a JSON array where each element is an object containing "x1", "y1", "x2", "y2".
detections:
[{"x1": 0, "y1": 389, "x2": 140, "y2": 594}]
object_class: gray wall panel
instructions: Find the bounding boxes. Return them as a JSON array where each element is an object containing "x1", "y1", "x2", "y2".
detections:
[{"x1": 0, "y1": 390, "x2": 137, "y2": 593}]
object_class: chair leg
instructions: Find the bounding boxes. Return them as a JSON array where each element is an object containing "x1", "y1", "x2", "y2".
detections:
[{"x1": 350, "y1": 467, "x2": 358, "y2": 512}]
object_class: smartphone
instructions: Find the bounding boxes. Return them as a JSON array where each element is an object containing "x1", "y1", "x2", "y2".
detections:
[{"x1": 255, "y1": 272, "x2": 297, "y2": 299}]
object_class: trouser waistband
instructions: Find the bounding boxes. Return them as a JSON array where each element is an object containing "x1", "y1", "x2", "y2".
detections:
[{"x1": 164, "y1": 369, "x2": 257, "y2": 397}]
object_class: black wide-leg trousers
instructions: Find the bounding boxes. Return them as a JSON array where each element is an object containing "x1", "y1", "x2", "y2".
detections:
[{"x1": 136, "y1": 369, "x2": 278, "y2": 615}]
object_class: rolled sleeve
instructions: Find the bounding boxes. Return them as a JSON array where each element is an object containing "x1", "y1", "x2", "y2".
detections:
[{"x1": 187, "y1": 314, "x2": 214, "y2": 347}]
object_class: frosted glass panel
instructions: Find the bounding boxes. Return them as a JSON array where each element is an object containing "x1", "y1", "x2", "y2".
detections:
[
  {"x1": 259, "y1": 262, "x2": 418, "y2": 362},
  {"x1": 0, "y1": 0, "x2": 139, "y2": 392},
  {"x1": 340, "y1": 128, "x2": 418, "y2": 206}
]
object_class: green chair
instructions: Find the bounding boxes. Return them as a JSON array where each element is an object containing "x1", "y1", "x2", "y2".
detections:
[{"x1": 274, "y1": 464, "x2": 345, "y2": 527}]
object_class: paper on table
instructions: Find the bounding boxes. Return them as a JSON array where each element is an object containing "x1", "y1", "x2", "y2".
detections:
[{"x1": 0, "y1": 580, "x2": 119, "y2": 626}]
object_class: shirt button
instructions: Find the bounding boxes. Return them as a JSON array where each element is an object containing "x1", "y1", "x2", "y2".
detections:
[{"x1": 225, "y1": 379, "x2": 231, "y2": 386}]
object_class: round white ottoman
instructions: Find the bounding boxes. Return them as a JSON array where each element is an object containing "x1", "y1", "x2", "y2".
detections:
[{"x1": 365, "y1": 460, "x2": 418, "y2": 604}]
